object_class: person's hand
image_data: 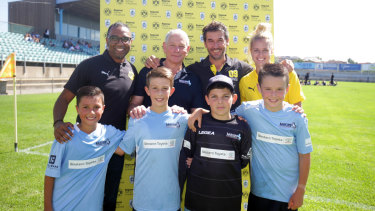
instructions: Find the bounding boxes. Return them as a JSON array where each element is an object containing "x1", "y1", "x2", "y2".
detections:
[
  {"x1": 288, "y1": 185, "x2": 305, "y2": 210},
  {"x1": 186, "y1": 157, "x2": 193, "y2": 168},
  {"x1": 291, "y1": 105, "x2": 307, "y2": 117},
  {"x1": 281, "y1": 59, "x2": 294, "y2": 73},
  {"x1": 54, "y1": 121, "x2": 74, "y2": 143},
  {"x1": 145, "y1": 55, "x2": 160, "y2": 69},
  {"x1": 129, "y1": 105, "x2": 147, "y2": 119},
  {"x1": 170, "y1": 105, "x2": 187, "y2": 114},
  {"x1": 188, "y1": 108, "x2": 205, "y2": 132}
]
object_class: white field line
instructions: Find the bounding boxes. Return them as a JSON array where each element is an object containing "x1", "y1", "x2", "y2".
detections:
[
  {"x1": 19, "y1": 141, "x2": 52, "y2": 157},
  {"x1": 305, "y1": 195, "x2": 375, "y2": 210}
]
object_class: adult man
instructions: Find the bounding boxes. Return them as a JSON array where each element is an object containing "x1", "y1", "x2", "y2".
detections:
[
  {"x1": 52, "y1": 22, "x2": 137, "y2": 211},
  {"x1": 129, "y1": 29, "x2": 204, "y2": 116},
  {"x1": 146, "y1": 21, "x2": 253, "y2": 110}
]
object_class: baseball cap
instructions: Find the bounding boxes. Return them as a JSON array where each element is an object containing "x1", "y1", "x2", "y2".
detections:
[{"x1": 206, "y1": 75, "x2": 234, "y2": 93}]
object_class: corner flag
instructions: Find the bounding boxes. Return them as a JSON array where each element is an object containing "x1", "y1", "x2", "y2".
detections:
[{"x1": 0, "y1": 53, "x2": 16, "y2": 78}]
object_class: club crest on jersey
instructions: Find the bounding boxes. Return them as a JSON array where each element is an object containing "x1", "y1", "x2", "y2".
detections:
[
  {"x1": 226, "y1": 132, "x2": 241, "y2": 140},
  {"x1": 96, "y1": 138, "x2": 111, "y2": 146},
  {"x1": 179, "y1": 79, "x2": 191, "y2": 86},
  {"x1": 280, "y1": 122, "x2": 296, "y2": 129},
  {"x1": 198, "y1": 130, "x2": 215, "y2": 135},
  {"x1": 166, "y1": 122, "x2": 180, "y2": 128}
]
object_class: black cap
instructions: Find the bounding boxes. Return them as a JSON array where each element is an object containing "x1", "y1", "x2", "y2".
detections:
[{"x1": 206, "y1": 75, "x2": 234, "y2": 92}]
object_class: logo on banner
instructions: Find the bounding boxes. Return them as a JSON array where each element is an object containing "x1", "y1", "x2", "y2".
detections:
[
  {"x1": 117, "y1": 0, "x2": 123, "y2": 4},
  {"x1": 243, "y1": 25, "x2": 249, "y2": 32},
  {"x1": 187, "y1": 23, "x2": 194, "y2": 31},
  {"x1": 211, "y1": 1, "x2": 216, "y2": 9},
  {"x1": 220, "y1": 3, "x2": 227, "y2": 10},
  {"x1": 210, "y1": 13, "x2": 217, "y2": 20},
  {"x1": 152, "y1": 22, "x2": 159, "y2": 29},
  {"x1": 187, "y1": 0, "x2": 194, "y2": 7},
  {"x1": 141, "y1": 56, "x2": 147, "y2": 64},
  {"x1": 141, "y1": 33, "x2": 148, "y2": 41},
  {"x1": 200, "y1": 35, "x2": 204, "y2": 42},
  {"x1": 130, "y1": 9, "x2": 135, "y2": 17},
  {"x1": 243, "y1": 14, "x2": 249, "y2": 21},
  {"x1": 200, "y1": 12, "x2": 205, "y2": 20},
  {"x1": 233, "y1": 13, "x2": 238, "y2": 21},
  {"x1": 244, "y1": 3, "x2": 248, "y2": 10},
  {"x1": 104, "y1": 8, "x2": 111, "y2": 16},
  {"x1": 152, "y1": 45, "x2": 160, "y2": 53},
  {"x1": 233, "y1": 36, "x2": 238, "y2": 43},
  {"x1": 142, "y1": 44, "x2": 147, "y2": 53},
  {"x1": 142, "y1": 21, "x2": 147, "y2": 29},
  {"x1": 265, "y1": 14, "x2": 271, "y2": 22},
  {"x1": 244, "y1": 46, "x2": 248, "y2": 54},
  {"x1": 105, "y1": 0, "x2": 110, "y2": 4},
  {"x1": 153, "y1": 0, "x2": 159, "y2": 6},
  {"x1": 141, "y1": 10, "x2": 148, "y2": 17},
  {"x1": 177, "y1": 0, "x2": 182, "y2": 8},
  {"x1": 131, "y1": 32, "x2": 135, "y2": 40},
  {"x1": 129, "y1": 56, "x2": 135, "y2": 64},
  {"x1": 105, "y1": 19, "x2": 111, "y2": 28},
  {"x1": 189, "y1": 46, "x2": 194, "y2": 53},
  {"x1": 177, "y1": 22, "x2": 182, "y2": 29},
  {"x1": 176, "y1": 11, "x2": 183, "y2": 19},
  {"x1": 142, "y1": 0, "x2": 147, "y2": 6},
  {"x1": 166, "y1": 10, "x2": 171, "y2": 18},
  {"x1": 243, "y1": 36, "x2": 249, "y2": 44},
  {"x1": 254, "y1": 4, "x2": 259, "y2": 11}
]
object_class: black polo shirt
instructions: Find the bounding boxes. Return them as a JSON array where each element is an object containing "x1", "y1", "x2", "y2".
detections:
[
  {"x1": 187, "y1": 55, "x2": 253, "y2": 110},
  {"x1": 133, "y1": 58, "x2": 204, "y2": 112},
  {"x1": 65, "y1": 50, "x2": 138, "y2": 130}
]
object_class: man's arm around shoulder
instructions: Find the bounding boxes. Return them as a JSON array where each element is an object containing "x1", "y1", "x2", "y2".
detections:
[{"x1": 53, "y1": 89, "x2": 75, "y2": 143}]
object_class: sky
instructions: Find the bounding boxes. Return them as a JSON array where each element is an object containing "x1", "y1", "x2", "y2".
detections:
[{"x1": 274, "y1": 0, "x2": 375, "y2": 63}]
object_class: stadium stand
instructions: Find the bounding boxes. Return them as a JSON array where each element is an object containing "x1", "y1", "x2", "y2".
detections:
[{"x1": 0, "y1": 31, "x2": 99, "y2": 65}]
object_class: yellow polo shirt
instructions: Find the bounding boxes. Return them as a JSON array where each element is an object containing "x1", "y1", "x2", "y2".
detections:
[{"x1": 239, "y1": 69, "x2": 305, "y2": 104}]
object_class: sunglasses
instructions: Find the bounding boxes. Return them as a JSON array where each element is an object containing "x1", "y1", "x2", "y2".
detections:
[{"x1": 108, "y1": 35, "x2": 132, "y2": 43}]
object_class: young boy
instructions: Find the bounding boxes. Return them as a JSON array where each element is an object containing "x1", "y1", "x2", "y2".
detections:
[
  {"x1": 44, "y1": 86, "x2": 126, "y2": 211},
  {"x1": 235, "y1": 63, "x2": 312, "y2": 210},
  {"x1": 118, "y1": 66, "x2": 189, "y2": 211},
  {"x1": 180, "y1": 75, "x2": 252, "y2": 211}
]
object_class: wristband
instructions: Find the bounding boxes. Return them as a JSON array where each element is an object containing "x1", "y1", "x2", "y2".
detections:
[{"x1": 53, "y1": 120, "x2": 63, "y2": 127}]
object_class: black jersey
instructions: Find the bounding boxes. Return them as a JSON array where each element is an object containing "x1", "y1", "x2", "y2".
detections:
[
  {"x1": 179, "y1": 113, "x2": 252, "y2": 211},
  {"x1": 65, "y1": 50, "x2": 138, "y2": 130},
  {"x1": 187, "y1": 55, "x2": 253, "y2": 110}
]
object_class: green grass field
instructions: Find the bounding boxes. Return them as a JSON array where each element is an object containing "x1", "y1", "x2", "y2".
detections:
[{"x1": 0, "y1": 82, "x2": 374, "y2": 210}]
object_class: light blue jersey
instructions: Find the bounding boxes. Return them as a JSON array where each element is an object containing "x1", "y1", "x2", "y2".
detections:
[
  {"x1": 45, "y1": 124, "x2": 125, "y2": 211},
  {"x1": 119, "y1": 108, "x2": 189, "y2": 211},
  {"x1": 236, "y1": 100, "x2": 312, "y2": 203}
]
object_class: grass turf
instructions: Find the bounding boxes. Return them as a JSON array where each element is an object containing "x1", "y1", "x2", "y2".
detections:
[{"x1": 0, "y1": 82, "x2": 374, "y2": 210}]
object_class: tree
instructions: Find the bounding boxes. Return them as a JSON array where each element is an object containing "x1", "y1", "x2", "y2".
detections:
[{"x1": 347, "y1": 58, "x2": 357, "y2": 64}]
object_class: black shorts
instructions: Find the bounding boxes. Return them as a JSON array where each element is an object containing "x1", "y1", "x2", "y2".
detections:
[{"x1": 248, "y1": 192, "x2": 297, "y2": 211}]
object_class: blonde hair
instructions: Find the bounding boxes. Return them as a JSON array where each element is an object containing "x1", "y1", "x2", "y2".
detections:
[{"x1": 249, "y1": 23, "x2": 273, "y2": 51}]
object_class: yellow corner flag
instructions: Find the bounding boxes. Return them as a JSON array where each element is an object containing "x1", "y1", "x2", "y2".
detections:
[{"x1": 0, "y1": 52, "x2": 16, "y2": 78}]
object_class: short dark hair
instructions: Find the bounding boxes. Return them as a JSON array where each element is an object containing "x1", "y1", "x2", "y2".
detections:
[
  {"x1": 107, "y1": 22, "x2": 130, "y2": 37},
  {"x1": 202, "y1": 21, "x2": 229, "y2": 42},
  {"x1": 76, "y1": 86, "x2": 105, "y2": 106},
  {"x1": 258, "y1": 64, "x2": 289, "y2": 86},
  {"x1": 146, "y1": 66, "x2": 174, "y2": 88}
]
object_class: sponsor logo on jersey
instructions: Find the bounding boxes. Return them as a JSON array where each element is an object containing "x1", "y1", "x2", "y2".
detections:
[
  {"x1": 49, "y1": 155, "x2": 56, "y2": 164},
  {"x1": 166, "y1": 122, "x2": 180, "y2": 128},
  {"x1": 200, "y1": 147, "x2": 235, "y2": 160},
  {"x1": 183, "y1": 140, "x2": 191, "y2": 149},
  {"x1": 226, "y1": 132, "x2": 241, "y2": 140},
  {"x1": 198, "y1": 130, "x2": 215, "y2": 135},
  {"x1": 305, "y1": 137, "x2": 312, "y2": 147},
  {"x1": 69, "y1": 155, "x2": 105, "y2": 169},
  {"x1": 179, "y1": 79, "x2": 191, "y2": 86},
  {"x1": 257, "y1": 132, "x2": 294, "y2": 145},
  {"x1": 96, "y1": 138, "x2": 110, "y2": 146},
  {"x1": 279, "y1": 122, "x2": 296, "y2": 129},
  {"x1": 143, "y1": 139, "x2": 176, "y2": 148}
]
